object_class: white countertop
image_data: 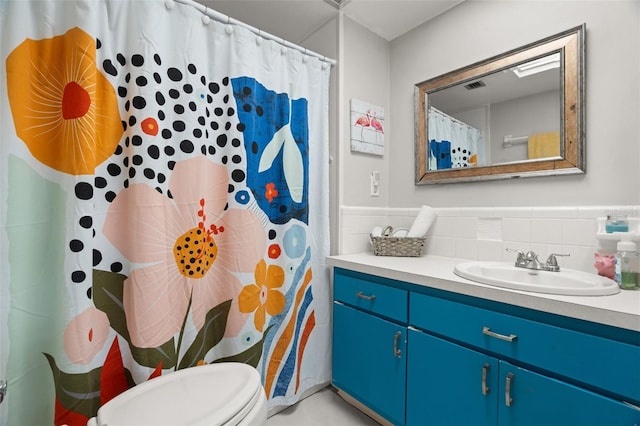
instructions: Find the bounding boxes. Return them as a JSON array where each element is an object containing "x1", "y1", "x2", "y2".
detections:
[{"x1": 326, "y1": 253, "x2": 640, "y2": 333}]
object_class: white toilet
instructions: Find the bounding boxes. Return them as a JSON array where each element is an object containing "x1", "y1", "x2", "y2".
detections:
[{"x1": 87, "y1": 362, "x2": 268, "y2": 426}]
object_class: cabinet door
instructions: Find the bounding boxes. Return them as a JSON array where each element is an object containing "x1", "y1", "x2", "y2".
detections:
[
  {"x1": 333, "y1": 302, "x2": 406, "y2": 425},
  {"x1": 498, "y1": 360, "x2": 640, "y2": 426},
  {"x1": 406, "y1": 329, "x2": 499, "y2": 426}
]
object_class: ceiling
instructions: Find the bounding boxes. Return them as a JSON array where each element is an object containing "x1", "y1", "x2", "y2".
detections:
[{"x1": 198, "y1": 0, "x2": 465, "y2": 43}]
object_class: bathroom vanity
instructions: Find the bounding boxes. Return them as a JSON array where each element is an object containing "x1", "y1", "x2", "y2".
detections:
[{"x1": 327, "y1": 253, "x2": 640, "y2": 426}]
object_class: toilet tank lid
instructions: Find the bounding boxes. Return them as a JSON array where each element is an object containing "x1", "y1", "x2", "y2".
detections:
[{"x1": 96, "y1": 362, "x2": 263, "y2": 426}]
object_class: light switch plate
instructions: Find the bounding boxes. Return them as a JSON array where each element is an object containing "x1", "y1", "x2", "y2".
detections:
[{"x1": 371, "y1": 171, "x2": 380, "y2": 196}]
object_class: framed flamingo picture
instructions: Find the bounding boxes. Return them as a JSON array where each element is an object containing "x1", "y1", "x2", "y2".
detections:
[{"x1": 350, "y1": 99, "x2": 384, "y2": 156}]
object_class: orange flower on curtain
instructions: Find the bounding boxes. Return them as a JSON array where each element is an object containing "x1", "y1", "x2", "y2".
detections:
[
  {"x1": 102, "y1": 156, "x2": 267, "y2": 348},
  {"x1": 5, "y1": 27, "x2": 122, "y2": 175},
  {"x1": 238, "y1": 259, "x2": 286, "y2": 331}
]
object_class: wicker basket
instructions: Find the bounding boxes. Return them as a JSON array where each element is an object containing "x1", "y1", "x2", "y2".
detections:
[{"x1": 370, "y1": 235, "x2": 426, "y2": 257}]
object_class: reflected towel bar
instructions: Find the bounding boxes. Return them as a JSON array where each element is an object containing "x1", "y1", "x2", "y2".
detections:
[{"x1": 503, "y1": 135, "x2": 528, "y2": 148}]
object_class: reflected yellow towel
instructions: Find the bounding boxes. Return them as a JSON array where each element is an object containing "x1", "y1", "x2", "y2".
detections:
[{"x1": 528, "y1": 132, "x2": 561, "y2": 159}]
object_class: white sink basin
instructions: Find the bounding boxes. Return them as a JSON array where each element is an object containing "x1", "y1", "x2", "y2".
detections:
[{"x1": 454, "y1": 261, "x2": 620, "y2": 296}]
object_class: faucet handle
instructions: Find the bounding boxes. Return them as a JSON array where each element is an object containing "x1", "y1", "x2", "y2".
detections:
[
  {"x1": 506, "y1": 248, "x2": 526, "y2": 267},
  {"x1": 544, "y1": 253, "x2": 570, "y2": 272}
]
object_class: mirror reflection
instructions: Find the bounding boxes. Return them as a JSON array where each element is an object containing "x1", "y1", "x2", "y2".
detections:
[
  {"x1": 415, "y1": 25, "x2": 585, "y2": 184},
  {"x1": 428, "y1": 53, "x2": 561, "y2": 170}
]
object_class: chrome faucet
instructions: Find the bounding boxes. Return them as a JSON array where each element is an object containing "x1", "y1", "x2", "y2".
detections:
[
  {"x1": 506, "y1": 249, "x2": 570, "y2": 272},
  {"x1": 524, "y1": 251, "x2": 542, "y2": 270}
]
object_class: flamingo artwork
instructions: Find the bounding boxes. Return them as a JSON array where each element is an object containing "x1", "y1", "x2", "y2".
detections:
[
  {"x1": 370, "y1": 111, "x2": 384, "y2": 144},
  {"x1": 354, "y1": 109, "x2": 371, "y2": 139},
  {"x1": 370, "y1": 112, "x2": 383, "y2": 133},
  {"x1": 350, "y1": 99, "x2": 384, "y2": 155}
]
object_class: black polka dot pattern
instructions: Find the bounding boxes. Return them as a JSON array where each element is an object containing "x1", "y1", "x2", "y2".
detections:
[
  {"x1": 68, "y1": 41, "x2": 253, "y2": 297},
  {"x1": 451, "y1": 146, "x2": 471, "y2": 168}
]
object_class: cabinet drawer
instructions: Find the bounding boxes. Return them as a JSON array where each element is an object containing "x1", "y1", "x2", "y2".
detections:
[
  {"x1": 334, "y1": 271, "x2": 408, "y2": 323},
  {"x1": 410, "y1": 292, "x2": 640, "y2": 404}
]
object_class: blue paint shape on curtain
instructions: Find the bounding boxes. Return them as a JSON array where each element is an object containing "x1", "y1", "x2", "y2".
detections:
[
  {"x1": 232, "y1": 77, "x2": 309, "y2": 225},
  {"x1": 430, "y1": 139, "x2": 452, "y2": 169},
  {"x1": 273, "y1": 285, "x2": 314, "y2": 397},
  {"x1": 260, "y1": 247, "x2": 310, "y2": 374}
]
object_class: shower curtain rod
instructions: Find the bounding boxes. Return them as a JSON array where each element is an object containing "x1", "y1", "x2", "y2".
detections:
[
  {"x1": 173, "y1": 0, "x2": 337, "y2": 66},
  {"x1": 430, "y1": 106, "x2": 477, "y2": 131}
]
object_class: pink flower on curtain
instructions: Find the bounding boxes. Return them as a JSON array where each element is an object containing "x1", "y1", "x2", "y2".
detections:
[
  {"x1": 63, "y1": 307, "x2": 110, "y2": 364},
  {"x1": 102, "y1": 156, "x2": 266, "y2": 348}
]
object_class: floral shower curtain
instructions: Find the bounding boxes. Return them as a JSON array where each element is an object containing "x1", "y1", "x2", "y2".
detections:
[{"x1": 0, "y1": 1, "x2": 332, "y2": 424}]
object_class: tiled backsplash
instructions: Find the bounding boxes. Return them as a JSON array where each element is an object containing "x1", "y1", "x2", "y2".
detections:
[{"x1": 339, "y1": 205, "x2": 640, "y2": 274}]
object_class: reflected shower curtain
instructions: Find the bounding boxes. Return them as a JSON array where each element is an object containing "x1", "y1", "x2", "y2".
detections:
[
  {"x1": 428, "y1": 107, "x2": 481, "y2": 170},
  {"x1": 0, "y1": 1, "x2": 332, "y2": 424}
]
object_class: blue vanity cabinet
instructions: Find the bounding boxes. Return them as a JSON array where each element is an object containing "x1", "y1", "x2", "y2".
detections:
[
  {"x1": 496, "y1": 360, "x2": 640, "y2": 426},
  {"x1": 332, "y1": 266, "x2": 640, "y2": 426},
  {"x1": 332, "y1": 269, "x2": 408, "y2": 425},
  {"x1": 406, "y1": 328, "x2": 499, "y2": 426},
  {"x1": 407, "y1": 328, "x2": 640, "y2": 426},
  {"x1": 408, "y1": 291, "x2": 640, "y2": 426}
]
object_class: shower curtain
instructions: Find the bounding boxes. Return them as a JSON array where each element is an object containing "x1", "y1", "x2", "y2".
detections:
[
  {"x1": 0, "y1": 1, "x2": 332, "y2": 424},
  {"x1": 428, "y1": 106, "x2": 482, "y2": 170}
]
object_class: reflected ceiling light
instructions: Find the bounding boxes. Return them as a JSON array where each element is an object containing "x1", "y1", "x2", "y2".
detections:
[{"x1": 512, "y1": 53, "x2": 560, "y2": 78}]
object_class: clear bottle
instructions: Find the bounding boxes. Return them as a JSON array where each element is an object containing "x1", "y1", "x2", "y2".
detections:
[{"x1": 614, "y1": 236, "x2": 639, "y2": 290}]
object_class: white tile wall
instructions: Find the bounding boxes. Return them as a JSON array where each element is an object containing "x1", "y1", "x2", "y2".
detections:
[{"x1": 338, "y1": 205, "x2": 640, "y2": 274}]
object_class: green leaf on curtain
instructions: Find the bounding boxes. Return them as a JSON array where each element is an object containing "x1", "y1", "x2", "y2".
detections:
[
  {"x1": 177, "y1": 300, "x2": 231, "y2": 370},
  {"x1": 213, "y1": 325, "x2": 272, "y2": 368},
  {"x1": 92, "y1": 269, "x2": 177, "y2": 368},
  {"x1": 44, "y1": 353, "x2": 110, "y2": 420}
]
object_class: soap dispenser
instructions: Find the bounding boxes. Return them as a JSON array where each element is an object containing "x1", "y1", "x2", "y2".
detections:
[{"x1": 614, "y1": 235, "x2": 639, "y2": 290}]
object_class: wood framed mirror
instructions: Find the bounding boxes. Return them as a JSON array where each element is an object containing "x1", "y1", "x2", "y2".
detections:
[{"x1": 415, "y1": 24, "x2": 585, "y2": 184}]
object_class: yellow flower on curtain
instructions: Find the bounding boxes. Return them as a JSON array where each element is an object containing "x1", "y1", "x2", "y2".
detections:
[
  {"x1": 102, "y1": 156, "x2": 267, "y2": 348},
  {"x1": 239, "y1": 259, "x2": 286, "y2": 331},
  {"x1": 5, "y1": 27, "x2": 123, "y2": 175}
]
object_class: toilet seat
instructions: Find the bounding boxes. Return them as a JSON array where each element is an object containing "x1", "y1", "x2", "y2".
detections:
[{"x1": 88, "y1": 362, "x2": 267, "y2": 426}]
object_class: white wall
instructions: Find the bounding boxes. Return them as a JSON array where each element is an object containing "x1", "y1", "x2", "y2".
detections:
[
  {"x1": 300, "y1": 16, "x2": 341, "y2": 254},
  {"x1": 386, "y1": 0, "x2": 640, "y2": 208},
  {"x1": 340, "y1": 15, "x2": 391, "y2": 209}
]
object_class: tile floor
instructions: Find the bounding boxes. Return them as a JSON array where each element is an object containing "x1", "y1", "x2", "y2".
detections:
[{"x1": 266, "y1": 386, "x2": 380, "y2": 426}]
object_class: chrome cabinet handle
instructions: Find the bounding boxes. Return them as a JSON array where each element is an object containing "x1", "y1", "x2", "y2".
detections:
[
  {"x1": 505, "y1": 372, "x2": 514, "y2": 407},
  {"x1": 0, "y1": 380, "x2": 6, "y2": 405},
  {"x1": 393, "y1": 331, "x2": 402, "y2": 358},
  {"x1": 356, "y1": 291, "x2": 376, "y2": 301},
  {"x1": 481, "y1": 363, "x2": 490, "y2": 395},
  {"x1": 482, "y1": 326, "x2": 518, "y2": 342}
]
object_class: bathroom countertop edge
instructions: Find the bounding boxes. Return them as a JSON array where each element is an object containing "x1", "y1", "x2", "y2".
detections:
[{"x1": 326, "y1": 253, "x2": 640, "y2": 333}]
